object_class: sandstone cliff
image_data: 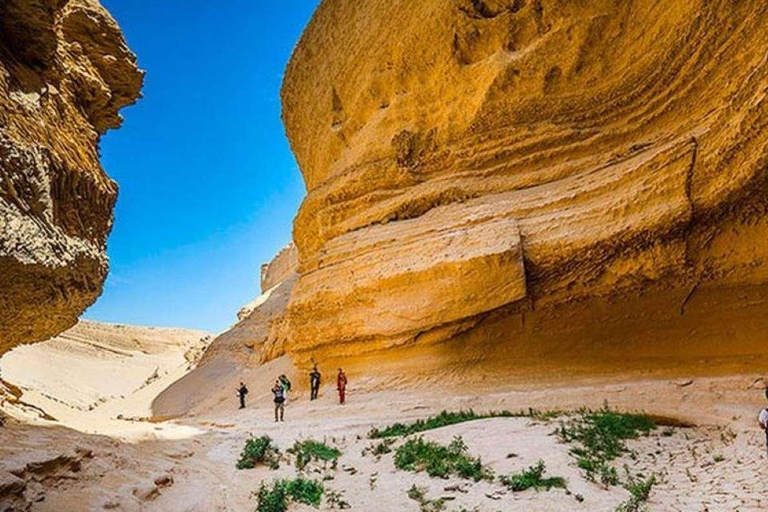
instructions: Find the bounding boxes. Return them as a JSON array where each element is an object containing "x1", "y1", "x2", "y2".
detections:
[
  {"x1": 274, "y1": 0, "x2": 768, "y2": 362},
  {"x1": 0, "y1": 0, "x2": 143, "y2": 354},
  {"x1": 155, "y1": 1, "x2": 768, "y2": 418}
]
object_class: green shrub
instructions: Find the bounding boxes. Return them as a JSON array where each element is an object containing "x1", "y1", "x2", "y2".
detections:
[
  {"x1": 599, "y1": 465, "x2": 620, "y2": 486},
  {"x1": 556, "y1": 407, "x2": 655, "y2": 483},
  {"x1": 615, "y1": 474, "x2": 656, "y2": 512},
  {"x1": 362, "y1": 438, "x2": 395, "y2": 458},
  {"x1": 372, "y1": 439, "x2": 394, "y2": 455},
  {"x1": 407, "y1": 485, "x2": 446, "y2": 512},
  {"x1": 394, "y1": 436, "x2": 492, "y2": 481},
  {"x1": 255, "y1": 477, "x2": 324, "y2": 512},
  {"x1": 407, "y1": 484, "x2": 426, "y2": 501},
  {"x1": 237, "y1": 435, "x2": 281, "y2": 470},
  {"x1": 499, "y1": 460, "x2": 567, "y2": 492},
  {"x1": 255, "y1": 481, "x2": 288, "y2": 512},
  {"x1": 288, "y1": 439, "x2": 342, "y2": 470},
  {"x1": 369, "y1": 409, "x2": 560, "y2": 439},
  {"x1": 285, "y1": 477, "x2": 324, "y2": 506}
]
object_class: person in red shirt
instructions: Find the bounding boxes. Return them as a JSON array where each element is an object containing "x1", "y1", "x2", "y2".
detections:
[{"x1": 336, "y1": 368, "x2": 348, "y2": 405}]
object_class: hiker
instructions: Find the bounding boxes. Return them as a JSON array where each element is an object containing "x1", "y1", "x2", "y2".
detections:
[
  {"x1": 279, "y1": 374, "x2": 292, "y2": 404},
  {"x1": 237, "y1": 382, "x2": 248, "y2": 410},
  {"x1": 272, "y1": 379, "x2": 286, "y2": 422},
  {"x1": 759, "y1": 387, "x2": 768, "y2": 457},
  {"x1": 310, "y1": 364, "x2": 321, "y2": 401},
  {"x1": 336, "y1": 368, "x2": 348, "y2": 405}
]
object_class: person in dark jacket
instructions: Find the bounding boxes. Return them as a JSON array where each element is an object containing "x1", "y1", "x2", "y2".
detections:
[
  {"x1": 310, "y1": 365, "x2": 321, "y2": 401},
  {"x1": 237, "y1": 382, "x2": 248, "y2": 409}
]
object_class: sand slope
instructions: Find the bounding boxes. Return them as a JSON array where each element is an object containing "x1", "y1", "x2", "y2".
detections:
[{"x1": 0, "y1": 320, "x2": 211, "y2": 439}]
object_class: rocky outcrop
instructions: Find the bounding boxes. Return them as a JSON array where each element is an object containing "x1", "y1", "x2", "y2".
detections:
[
  {"x1": 0, "y1": 0, "x2": 143, "y2": 354},
  {"x1": 235, "y1": 244, "x2": 297, "y2": 321},
  {"x1": 259, "y1": 242, "x2": 298, "y2": 294},
  {"x1": 277, "y1": 0, "x2": 768, "y2": 359}
]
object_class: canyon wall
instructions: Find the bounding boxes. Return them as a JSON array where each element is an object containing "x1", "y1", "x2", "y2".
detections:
[
  {"x1": 276, "y1": 0, "x2": 768, "y2": 360},
  {"x1": 0, "y1": 0, "x2": 143, "y2": 354},
  {"x1": 155, "y1": 0, "x2": 768, "y2": 417}
]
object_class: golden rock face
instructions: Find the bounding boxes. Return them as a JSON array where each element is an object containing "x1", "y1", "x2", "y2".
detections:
[
  {"x1": 279, "y1": 0, "x2": 768, "y2": 358},
  {"x1": 0, "y1": 0, "x2": 143, "y2": 353}
]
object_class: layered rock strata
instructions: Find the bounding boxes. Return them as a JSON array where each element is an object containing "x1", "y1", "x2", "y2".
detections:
[{"x1": 277, "y1": 0, "x2": 768, "y2": 357}]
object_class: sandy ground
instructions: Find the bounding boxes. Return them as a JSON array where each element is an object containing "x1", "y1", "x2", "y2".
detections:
[
  {"x1": 0, "y1": 320, "x2": 211, "y2": 440},
  {"x1": 2, "y1": 363, "x2": 768, "y2": 511},
  {"x1": 2, "y1": 321, "x2": 767, "y2": 511}
]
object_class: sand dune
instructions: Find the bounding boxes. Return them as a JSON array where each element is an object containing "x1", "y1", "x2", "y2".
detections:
[{"x1": 0, "y1": 320, "x2": 211, "y2": 440}]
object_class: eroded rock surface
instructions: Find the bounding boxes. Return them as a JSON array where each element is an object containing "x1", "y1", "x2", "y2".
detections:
[
  {"x1": 276, "y1": 0, "x2": 768, "y2": 359},
  {"x1": 259, "y1": 242, "x2": 298, "y2": 294},
  {"x1": 0, "y1": 0, "x2": 143, "y2": 354}
]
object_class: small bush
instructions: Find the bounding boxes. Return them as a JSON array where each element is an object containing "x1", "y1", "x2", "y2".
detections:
[
  {"x1": 499, "y1": 460, "x2": 567, "y2": 492},
  {"x1": 237, "y1": 435, "x2": 280, "y2": 470},
  {"x1": 556, "y1": 407, "x2": 655, "y2": 483},
  {"x1": 615, "y1": 474, "x2": 656, "y2": 512},
  {"x1": 288, "y1": 439, "x2": 342, "y2": 470},
  {"x1": 407, "y1": 485, "x2": 446, "y2": 512},
  {"x1": 373, "y1": 439, "x2": 394, "y2": 455},
  {"x1": 407, "y1": 484, "x2": 426, "y2": 501},
  {"x1": 255, "y1": 477, "x2": 324, "y2": 512},
  {"x1": 285, "y1": 477, "x2": 324, "y2": 507},
  {"x1": 362, "y1": 438, "x2": 395, "y2": 458},
  {"x1": 394, "y1": 436, "x2": 492, "y2": 481},
  {"x1": 369, "y1": 409, "x2": 560, "y2": 439},
  {"x1": 255, "y1": 481, "x2": 288, "y2": 512},
  {"x1": 599, "y1": 465, "x2": 620, "y2": 486}
]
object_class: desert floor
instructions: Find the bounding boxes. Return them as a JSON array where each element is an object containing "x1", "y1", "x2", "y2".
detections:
[{"x1": 2, "y1": 358, "x2": 768, "y2": 511}]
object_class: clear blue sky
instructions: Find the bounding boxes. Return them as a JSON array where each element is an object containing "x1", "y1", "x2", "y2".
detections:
[{"x1": 84, "y1": 0, "x2": 319, "y2": 333}]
